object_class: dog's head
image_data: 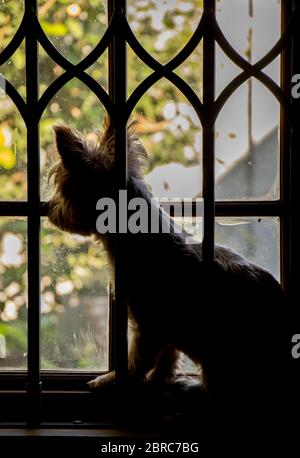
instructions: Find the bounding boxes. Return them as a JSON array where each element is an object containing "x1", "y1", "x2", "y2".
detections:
[{"x1": 47, "y1": 116, "x2": 147, "y2": 236}]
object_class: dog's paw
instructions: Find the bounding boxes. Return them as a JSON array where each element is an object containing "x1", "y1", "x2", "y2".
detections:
[{"x1": 87, "y1": 370, "x2": 115, "y2": 391}]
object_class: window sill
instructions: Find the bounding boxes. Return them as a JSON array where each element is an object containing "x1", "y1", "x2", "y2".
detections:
[
  {"x1": 0, "y1": 379, "x2": 208, "y2": 432},
  {"x1": 0, "y1": 427, "x2": 164, "y2": 437}
]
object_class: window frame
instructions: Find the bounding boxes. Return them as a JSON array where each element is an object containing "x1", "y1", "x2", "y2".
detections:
[{"x1": 0, "y1": 0, "x2": 299, "y2": 427}]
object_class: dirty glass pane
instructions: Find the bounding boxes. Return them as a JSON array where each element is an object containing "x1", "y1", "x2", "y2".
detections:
[
  {"x1": 174, "y1": 214, "x2": 280, "y2": 280},
  {"x1": 0, "y1": 218, "x2": 27, "y2": 369},
  {"x1": 216, "y1": 216, "x2": 280, "y2": 281},
  {"x1": 41, "y1": 219, "x2": 109, "y2": 371}
]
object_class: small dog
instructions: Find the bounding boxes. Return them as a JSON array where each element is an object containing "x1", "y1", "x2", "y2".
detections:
[{"x1": 48, "y1": 116, "x2": 290, "y2": 435}]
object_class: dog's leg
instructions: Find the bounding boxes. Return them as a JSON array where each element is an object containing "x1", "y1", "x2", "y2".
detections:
[
  {"x1": 127, "y1": 331, "x2": 165, "y2": 381},
  {"x1": 88, "y1": 329, "x2": 163, "y2": 390},
  {"x1": 147, "y1": 345, "x2": 179, "y2": 384},
  {"x1": 87, "y1": 369, "x2": 116, "y2": 390}
]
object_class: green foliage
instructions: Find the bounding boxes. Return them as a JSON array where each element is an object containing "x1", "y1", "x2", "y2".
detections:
[{"x1": 40, "y1": 20, "x2": 68, "y2": 36}]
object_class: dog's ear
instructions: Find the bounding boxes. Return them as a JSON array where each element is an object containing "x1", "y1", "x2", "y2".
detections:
[{"x1": 53, "y1": 124, "x2": 88, "y2": 171}]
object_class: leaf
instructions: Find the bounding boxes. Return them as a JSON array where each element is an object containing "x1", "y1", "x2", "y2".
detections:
[
  {"x1": 0, "y1": 147, "x2": 16, "y2": 169},
  {"x1": 0, "y1": 323, "x2": 27, "y2": 348},
  {"x1": 66, "y1": 19, "x2": 84, "y2": 39},
  {"x1": 40, "y1": 20, "x2": 68, "y2": 37}
]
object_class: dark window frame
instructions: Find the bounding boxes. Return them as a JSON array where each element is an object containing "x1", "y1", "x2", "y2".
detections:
[{"x1": 0, "y1": 0, "x2": 299, "y2": 427}]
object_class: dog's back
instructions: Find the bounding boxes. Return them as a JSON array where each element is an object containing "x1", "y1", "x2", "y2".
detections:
[{"x1": 122, "y1": 209, "x2": 290, "y2": 436}]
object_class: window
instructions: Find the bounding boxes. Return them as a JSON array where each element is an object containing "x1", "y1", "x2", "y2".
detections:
[{"x1": 0, "y1": 0, "x2": 299, "y2": 426}]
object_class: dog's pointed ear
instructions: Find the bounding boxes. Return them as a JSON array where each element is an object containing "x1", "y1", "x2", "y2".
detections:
[
  {"x1": 53, "y1": 124, "x2": 86, "y2": 170},
  {"x1": 102, "y1": 114, "x2": 113, "y2": 134}
]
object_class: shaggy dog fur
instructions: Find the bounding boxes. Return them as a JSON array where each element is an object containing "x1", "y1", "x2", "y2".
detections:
[{"x1": 47, "y1": 116, "x2": 290, "y2": 437}]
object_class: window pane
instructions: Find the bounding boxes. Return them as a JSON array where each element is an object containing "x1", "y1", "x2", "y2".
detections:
[
  {"x1": 215, "y1": 0, "x2": 281, "y2": 201},
  {"x1": 38, "y1": 0, "x2": 107, "y2": 65},
  {"x1": 216, "y1": 0, "x2": 281, "y2": 61},
  {"x1": 0, "y1": 1, "x2": 27, "y2": 201},
  {"x1": 41, "y1": 219, "x2": 109, "y2": 371},
  {"x1": 128, "y1": 2, "x2": 204, "y2": 200},
  {"x1": 0, "y1": 31, "x2": 26, "y2": 202},
  {"x1": 128, "y1": 0, "x2": 203, "y2": 65},
  {"x1": 133, "y1": 80, "x2": 202, "y2": 199},
  {"x1": 216, "y1": 217, "x2": 280, "y2": 281},
  {"x1": 0, "y1": 1, "x2": 24, "y2": 53},
  {"x1": 215, "y1": 82, "x2": 280, "y2": 201},
  {"x1": 173, "y1": 213, "x2": 203, "y2": 243},
  {"x1": 0, "y1": 218, "x2": 27, "y2": 369},
  {"x1": 0, "y1": 96, "x2": 27, "y2": 200}
]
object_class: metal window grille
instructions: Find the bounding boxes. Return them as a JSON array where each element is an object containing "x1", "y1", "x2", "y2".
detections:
[{"x1": 0, "y1": 0, "x2": 299, "y2": 427}]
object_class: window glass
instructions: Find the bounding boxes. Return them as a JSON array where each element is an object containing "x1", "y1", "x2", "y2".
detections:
[
  {"x1": 38, "y1": 0, "x2": 107, "y2": 65},
  {"x1": 133, "y1": 81, "x2": 202, "y2": 199},
  {"x1": 41, "y1": 219, "x2": 109, "y2": 371},
  {"x1": 0, "y1": 1, "x2": 23, "y2": 53},
  {"x1": 215, "y1": 0, "x2": 281, "y2": 200},
  {"x1": 128, "y1": 0, "x2": 203, "y2": 65},
  {"x1": 0, "y1": 2, "x2": 26, "y2": 200},
  {"x1": 0, "y1": 218, "x2": 27, "y2": 369},
  {"x1": 215, "y1": 83, "x2": 280, "y2": 200},
  {"x1": 216, "y1": 216, "x2": 280, "y2": 281},
  {"x1": 128, "y1": 1, "x2": 203, "y2": 199},
  {"x1": 0, "y1": 97, "x2": 27, "y2": 200}
]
